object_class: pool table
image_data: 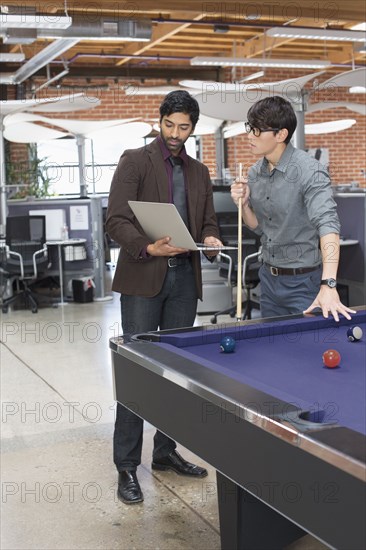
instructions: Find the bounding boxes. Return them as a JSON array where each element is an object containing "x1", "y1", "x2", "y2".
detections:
[{"x1": 110, "y1": 309, "x2": 366, "y2": 550}]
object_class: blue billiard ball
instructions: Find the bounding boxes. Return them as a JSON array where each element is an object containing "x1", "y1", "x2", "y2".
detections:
[
  {"x1": 220, "y1": 336, "x2": 236, "y2": 353},
  {"x1": 347, "y1": 326, "x2": 363, "y2": 342}
]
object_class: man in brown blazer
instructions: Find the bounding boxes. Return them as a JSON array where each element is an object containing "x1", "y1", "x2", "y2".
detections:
[{"x1": 106, "y1": 91, "x2": 223, "y2": 504}]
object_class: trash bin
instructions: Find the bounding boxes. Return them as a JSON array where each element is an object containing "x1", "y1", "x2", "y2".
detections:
[{"x1": 72, "y1": 277, "x2": 94, "y2": 303}]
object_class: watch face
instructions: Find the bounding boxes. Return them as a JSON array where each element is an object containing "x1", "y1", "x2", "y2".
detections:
[{"x1": 321, "y1": 278, "x2": 337, "y2": 288}]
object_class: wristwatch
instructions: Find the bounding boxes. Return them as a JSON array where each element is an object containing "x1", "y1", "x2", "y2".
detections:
[{"x1": 321, "y1": 278, "x2": 337, "y2": 289}]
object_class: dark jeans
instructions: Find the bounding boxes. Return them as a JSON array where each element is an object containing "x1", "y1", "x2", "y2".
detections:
[
  {"x1": 113, "y1": 260, "x2": 198, "y2": 472},
  {"x1": 259, "y1": 264, "x2": 322, "y2": 318}
]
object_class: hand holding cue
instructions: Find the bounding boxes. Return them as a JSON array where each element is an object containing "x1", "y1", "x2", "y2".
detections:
[{"x1": 236, "y1": 163, "x2": 243, "y2": 321}]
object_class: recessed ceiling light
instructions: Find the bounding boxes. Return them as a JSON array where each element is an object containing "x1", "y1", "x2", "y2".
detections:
[
  {"x1": 266, "y1": 26, "x2": 366, "y2": 42},
  {"x1": 0, "y1": 53, "x2": 25, "y2": 62},
  {"x1": 190, "y1": 57, "x2": 331, "y2": 69}
]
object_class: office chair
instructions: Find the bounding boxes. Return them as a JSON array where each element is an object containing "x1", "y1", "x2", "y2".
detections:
[
  {"x1": 210, "y1": 212, "x2": 262, "y2": 324},
  {"x1": 1, "y1": 215, "x2": 48, "y2": 313}
]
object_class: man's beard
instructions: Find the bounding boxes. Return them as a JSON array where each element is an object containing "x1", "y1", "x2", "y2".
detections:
[{"x1": 160, "y1": 131, "x2": 184, "y2": 153}]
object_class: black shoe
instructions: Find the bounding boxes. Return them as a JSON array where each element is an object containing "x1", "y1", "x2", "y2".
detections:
[
  {"x1": 117, "y1": 471, "x2": 144, "y2": 504},
  {"x1": 152, "y1": 450, "x2": 208, "y2": 477}
]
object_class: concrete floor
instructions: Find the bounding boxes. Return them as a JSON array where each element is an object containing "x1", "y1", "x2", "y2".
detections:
[{"x1": 1, "y1": 270, "x2": 328, "y2": 550}]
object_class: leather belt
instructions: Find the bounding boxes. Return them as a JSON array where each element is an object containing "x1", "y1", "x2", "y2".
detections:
[
  {"x1": 264, "y1": 263, "x2": 321, "y2": 276},
  {"x1": 167, "y1": 257, "x2": 191, "y2": 268}
]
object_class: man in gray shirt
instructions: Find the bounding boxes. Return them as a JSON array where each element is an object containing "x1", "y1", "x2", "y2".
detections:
[{"x1": 231, "y1": 95, "x2": 354, "y2": 321}]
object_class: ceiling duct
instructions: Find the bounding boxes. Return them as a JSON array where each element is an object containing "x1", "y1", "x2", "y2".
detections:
[
  {"x1": 3, "y1": 28, "x2": 37, "y2": 44},
  {"x1": 0, "y1": 14, "x2": 152, "y2": 42},
  {"x1": 0, "y1": 15, "x2": 152, "y2": 85},
  {"x1": 0, "y1": 8, "x2": 72, "y2": 30},
  {"x1": 38, "y1": 16, "x2": 152, "y2": 41}
]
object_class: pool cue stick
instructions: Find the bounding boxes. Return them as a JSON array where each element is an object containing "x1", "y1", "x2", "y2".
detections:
[{"x1": 236, "y1": 163, "x2": 243, "y2": 321}]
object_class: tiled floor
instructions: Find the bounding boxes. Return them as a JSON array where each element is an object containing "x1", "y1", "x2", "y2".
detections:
[{"x1": 1, "y1": 270, "x2": 328, "y2": 550}]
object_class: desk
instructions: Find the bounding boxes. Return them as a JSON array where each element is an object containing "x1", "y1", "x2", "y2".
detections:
[
  {"x1": 110, "y1": 310, "x2": 366, "y2": 550},
  {"x1": 46, "y1": 238, "x2": 86, "y2": 304}
]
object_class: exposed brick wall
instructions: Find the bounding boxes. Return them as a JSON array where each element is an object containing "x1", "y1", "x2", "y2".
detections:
[
  {"x1": 201, "y1": 134, "x2": 217, "y2": 178},
  {"x1": 6, "y1": 71, "x2": 366, "y2": 186},
  {"x1": 226, "y1": 108, "x2": 365, "y2": 186},
  {"x1": 8, "y1": 143, "x2": 29, "y2": 165},
  {"x1": 222, "y1": 68, "x2": 366, "y2": 186}
]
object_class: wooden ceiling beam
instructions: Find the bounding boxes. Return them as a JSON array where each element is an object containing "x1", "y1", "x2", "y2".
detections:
[
  {"x1": 328, "y1": 44, "x2": 361, "y2": 64},
  {"x1": 235, "y1": 36, "x2": 294, "y2": 58},
  {"x1": 115, "y1": 11, "x2": 205, "y2": 66},
  {"x1": 1, "y1": 1, "x2": 364, "y2": 85},
  {"x1": 3, "y1": 0, "x2": 365, "y2": 22}
]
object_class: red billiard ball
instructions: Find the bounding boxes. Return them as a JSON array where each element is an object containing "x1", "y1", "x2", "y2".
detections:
[{"x1": 322, "y1": 349, "x2": 341, "y2": 368}]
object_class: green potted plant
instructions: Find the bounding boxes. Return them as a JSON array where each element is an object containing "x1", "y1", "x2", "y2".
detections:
[{"x1": 6, "y1": 143, "x2": 53, "y2": 199}]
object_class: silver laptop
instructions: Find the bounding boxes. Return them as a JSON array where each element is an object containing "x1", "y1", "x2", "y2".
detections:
[{"x1": 128, "y1": 201, "x2": 237, "y2": 252}]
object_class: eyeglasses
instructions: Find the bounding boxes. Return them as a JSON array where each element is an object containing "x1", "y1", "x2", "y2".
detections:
[{"x1": 244, "y1": 122, "x2": 281, "y2": 137}]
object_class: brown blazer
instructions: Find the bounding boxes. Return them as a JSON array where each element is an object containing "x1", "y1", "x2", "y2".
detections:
[{"x1": 106, "y1": 138, "x2": 220, "y2": 299}]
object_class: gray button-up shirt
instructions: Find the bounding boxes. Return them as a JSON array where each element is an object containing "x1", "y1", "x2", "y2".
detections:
[{"x1": 248, "y1": 143, "x2": 340, "y2": 268}]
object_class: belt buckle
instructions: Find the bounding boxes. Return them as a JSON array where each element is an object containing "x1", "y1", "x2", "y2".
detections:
[
  {"x1": 270, "y1": 266, "x2": 279, "y2": 276},
  {"x1": 168, "y1": 258, "x2": 177, "y2": 268}
]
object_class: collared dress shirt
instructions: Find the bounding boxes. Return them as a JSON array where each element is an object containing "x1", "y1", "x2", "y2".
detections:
[
  {"x1": 140, "y1": 136, "x2": 190, "y2": 259},
  {"x1": 248, "y1": 143, "x2": 340, "y2": 269}
]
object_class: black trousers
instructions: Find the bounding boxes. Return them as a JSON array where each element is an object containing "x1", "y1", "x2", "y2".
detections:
[{"x1": 113, "y1": 261, "x2": 198, "y2": 472}]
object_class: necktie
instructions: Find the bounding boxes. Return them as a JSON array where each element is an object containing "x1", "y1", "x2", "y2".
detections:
[{"x1": 169, "y1": 156, "x2": 188, "y2": 227}]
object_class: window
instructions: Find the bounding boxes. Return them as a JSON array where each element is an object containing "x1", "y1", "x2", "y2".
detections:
[{"x1": 38, "y1": 136, "x2": 198, "y2": 195}]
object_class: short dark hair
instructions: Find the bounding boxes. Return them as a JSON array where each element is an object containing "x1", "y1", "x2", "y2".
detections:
[
  {"x1": 247, "y1": 96, "x2": 297, "y2": 144},
  {"x1": 159, "y1": 91, "x2": 200, "y2": 129}
]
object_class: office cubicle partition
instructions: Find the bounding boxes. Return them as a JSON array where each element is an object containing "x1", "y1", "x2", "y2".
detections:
[
  {"x1": 212, "y1": 187, "x2": 366, "y2": 307},
  {"x1": 334, "y1": 193, "x2": 366, "y2": 306},
  {"x1": 7, "y1": 196, "x2": 106, "y2": 299}
]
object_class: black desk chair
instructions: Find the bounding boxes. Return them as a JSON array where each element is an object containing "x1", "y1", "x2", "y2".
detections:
[
  {"x1": 240, "y1": 244, "x2": 262, "y2": 319},
  {"x1": 1, "y1": 215, "x2": 48, "y2": 313},
  {"x1": 211, "y1": 213, "x2": 262, "y2": 324}
]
